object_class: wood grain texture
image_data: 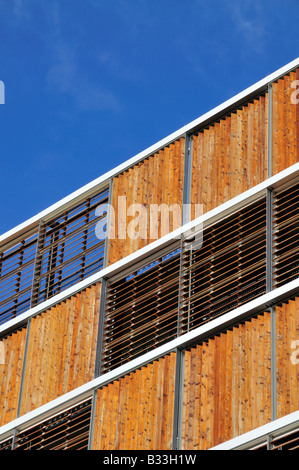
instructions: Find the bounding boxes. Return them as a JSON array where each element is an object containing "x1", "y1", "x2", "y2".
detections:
[
  {"x1": 0, "y1": 327, "x2": 27, "y2": 426},
  {"x1": 107, "y1": 138, "x2": 185, "y2": 265},
  {"x1": 276, "y1": 297, "x2": 299, "y2": 419},
  {"x1": 181, "y1": 312, "x2": 272, "y2": 450},
  {"x1": 92, "y1": 352, "x2": 176, "y2": 450},
  {"x1": 272, "y1": 69, "x2": 299, "y2": 175},
  {"x1": 191, "y1": 95, "x2": 268, "y2": 218},
  {"x1": 19, "y1": 282, "x2": 101, "y2": 416}
]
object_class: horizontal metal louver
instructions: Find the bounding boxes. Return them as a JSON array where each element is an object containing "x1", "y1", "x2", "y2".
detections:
[
  {"x1": 270, "y1": 428, "x2": 299, "y2": 451},
  {"x1": 0, "y1": 438, "x2": 13, "y2": 450},
  {"x1": 14, "y1": 399, "x2": 92, "y2": 450},
  {"x1": 102, "y1": 246, "x2": 181, "y2": 374},
  {"x1": 180, "y1": 198, "x2": 267, "y2": 333},
  {"x1": 0, "y1": 230, "x2": 38, "y2": 325},
  {"x1": 273, "y1": 181, "x2": 299, "y2": 288},
  {"x1": 31, "y1": 187, "x2": 109, "y2": 306}
]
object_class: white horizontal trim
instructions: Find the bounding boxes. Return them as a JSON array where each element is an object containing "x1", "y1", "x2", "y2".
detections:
[
  {"x1": 1, "y1": 161, "x2": 299, "y2": 337},
  {"x1": 0, "y1": 276, "x2": 299, "y2": 442},
  {"x1": 1, "y1": 57, "x2": 298, "y2": 247},
  {"x1": 210, "y1": 411, "x2": 299, "y2": 450}
]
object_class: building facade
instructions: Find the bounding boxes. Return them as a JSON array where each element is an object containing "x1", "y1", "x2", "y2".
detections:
[{"x1": 0, "y1": 58, "x2": 299, "y2": 451}]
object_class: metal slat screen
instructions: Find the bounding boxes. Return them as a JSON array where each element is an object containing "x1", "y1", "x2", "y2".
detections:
[
  {"x1": 0, "y1": 231, "x2": 38, "y2": 325},
  {"x1": 31, "y1": 187, "x2": 109, "y2": 306},
  {"x1": 0, "y1": 438, "x2": 13, "y2": 450},
  {"x1": 180, "y1": 197, "x2": 267, "y2": 333},
  {"x1": 14, "y1": 399, "x2": 92, "y2": 450},
  {"x1": 102, "y1": 246, "x2": 181, "y2": 374},
  {"x1": 250, "y1": 427, "x2": 299, "y2": 451},
  {"x1": 273, "y1": 181, "x2": 299, "y2": 288}
]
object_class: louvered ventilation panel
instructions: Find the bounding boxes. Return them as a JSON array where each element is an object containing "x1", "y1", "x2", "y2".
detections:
[
  {"x1": 269, "y1": 428, "x2": 299, "y2": 450},
  {"x1": 0, "y1": 438, "x2": 13, "y2": 450},
  {"x1": 273, "y1": 181, "x2": 299, "y2": 288},
  {"x1": 0, "y1": 230, "x2": 38, "y2": 325},
  {"x1": 14, "y1": 399, "x2": 92, "y2": 450},
  {"x1": 102, "y1": 246, "x2": 181, "y2": 374},
  {"x1": 180, "y1": 197, "x2": 267, "y2": 333},
  {"x1": 31, "y1": 187, "x2": 109, "y2": 306}
]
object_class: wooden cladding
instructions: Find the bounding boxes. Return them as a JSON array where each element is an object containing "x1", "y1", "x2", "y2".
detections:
[
  {"x1": 181, "y1": 197, "x2": 267, "y2": 333},
  {"x1": 20, "y1": 283, "x2": 101, "y2": 416},
  {"x1": 191, "y1": 94, "x2": 268, "y2": 217},
  {"x1": 276, "y1": 297, "x2": 299, "y2": 419},
  {"x1": 181, "y1": 312, "x2": 272, "y2": 450},
  {"x1": 0, "y1": 327, "x2": 27, "y2": 426},
  {"x1": 32, "y1": 187, "x2": 108, "y2": 306},
  {"x1": 102, "y1": 247, "x2": 180, "y2": 374},
  {"x1": 0, "y1": 230, "x2": 38, "y2": 325},
  {"x1": 92, "y1": 353, "x2": 176, "y2": 450},
  {"x1": 14, "y1": 399, "x2": 92, "y2": 450},
  {"x1": 273, "y1": 181, "x2": 299, "y2": 288},
  {"x1": 107, "y1": 137, "x2": 185, "y2": 265},
  {"x1": 272, "y1": 69, "x2": 299, "y2": 176}
]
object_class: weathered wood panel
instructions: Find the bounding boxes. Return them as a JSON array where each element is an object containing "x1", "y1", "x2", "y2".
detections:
[
  {"x1": 272, "y1": 69, "x2": 299, "y2": 175},
  {"x1": 276, "y1": 297, "x2": 299, "y2": 419},
  {"x1": 0, "y1": 327, "x2": 27, "y2": 425},
  {"x1": 19, "y1": 283, "x2": 101, "y2": 415},
  {"x1": 191, "y1": 95, "x2": 268, "y2": 218},
  {"x1": 107, "y1": 138, "x2": 185, "y2": 265},
  {"x1": 181, "y1": 312, "x2": 272, "y2": 450},
  {"x1": 92, "y1": 352, "x2": 176, "y2": 450}
]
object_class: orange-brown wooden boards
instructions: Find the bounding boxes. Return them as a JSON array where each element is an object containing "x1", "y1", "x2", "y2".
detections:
[
  {"x1": 191, "y1": 95, "x2": 268, "y2": 218},
  {"x1": 107, "y1": 138, "x2": 185, "y2": 265},
  {"x1": 19, "y1": 283, "x2": 101, "y2": 415},
  {"x1": 0, "y1": 327, "x2": 27, "y2": 426}
]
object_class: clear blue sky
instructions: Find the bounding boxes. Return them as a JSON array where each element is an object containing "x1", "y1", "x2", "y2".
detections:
[{"x1": 0, "y1": 0, "x2": 298, "y2": 235}]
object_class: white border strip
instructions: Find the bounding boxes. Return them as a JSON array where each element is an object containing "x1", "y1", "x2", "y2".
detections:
[
  {"x1": 1, "y1": 161, "x2": 298, "y2": 337},
  {"x1": 0, "y1": 276, "x2": 299, "y2": 441},
  {"x1": 1, "y1": 57, "x2": 298, "y2": 246},
  {"x1": 210, "y1": 411, "x2": 299, "y2": 450}
]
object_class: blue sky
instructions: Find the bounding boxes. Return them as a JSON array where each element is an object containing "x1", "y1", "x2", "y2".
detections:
[{"x1": 0, "y1": 0, "x2": 298, "y2": 235}]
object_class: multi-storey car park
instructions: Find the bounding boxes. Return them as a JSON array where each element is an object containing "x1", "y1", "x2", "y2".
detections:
[{"x1": 0, "y1": 57, "x2": 299, "y2": 451}]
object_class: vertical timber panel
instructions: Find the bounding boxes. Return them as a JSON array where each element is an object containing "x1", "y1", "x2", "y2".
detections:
[
  {"x1": 276, "y1": 297, "x2": 299, "y2": 419},
  {"x1": 191, "y1": 95, "x2": 268, "y2": 219},
  {"x1": 19, "y1": 283, "x2": 101, "y2": 415},
  {"x1": 92, "y1": 353, "x2": 176, "y2": 450}
]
